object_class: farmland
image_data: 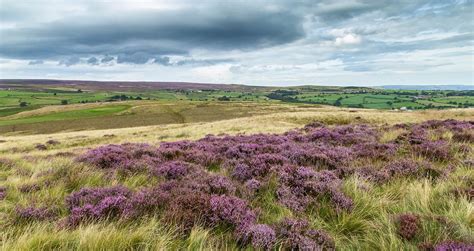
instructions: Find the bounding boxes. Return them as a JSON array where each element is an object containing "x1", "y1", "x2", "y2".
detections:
[
  {"x1": 0, "y1": 80, "x2": 473, "y2": 250},
  {"x1": 0, "y1": 80, "x2": 473, "y2": 135}
]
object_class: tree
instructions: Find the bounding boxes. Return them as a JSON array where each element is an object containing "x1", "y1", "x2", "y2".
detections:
[{"x1": 217, "y1": 96, "x2": 230, "y2": 101}]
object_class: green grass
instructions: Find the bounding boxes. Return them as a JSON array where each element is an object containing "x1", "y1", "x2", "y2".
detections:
[{"x1": 0, "y1": 105, "x2": 130, "y2": 126}]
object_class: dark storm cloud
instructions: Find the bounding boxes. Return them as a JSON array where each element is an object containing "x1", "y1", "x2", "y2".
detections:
[
  {"x1": 0, "y1": 0, "x2": 472, "y2": 85},
  {"x1": 101, "y1": 55, "x2": 115, "y2": 63},
  {"x1": 87, "y1": 57, "x2": 99, "y2": 65},
  {"x1": 58, "y1": 57, "x2": 81, "y2": 67},
  {"x1": 117, "y1": 52, "x2": 152, "y2": 64},
  {"x1": 153, "y1": 57, "x2": 171, "y2": 66},
  {"x1": 0, "y1": 2, "x2": 305, "y2": 61}
]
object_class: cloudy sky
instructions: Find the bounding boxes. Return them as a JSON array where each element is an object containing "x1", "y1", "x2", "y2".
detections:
[{"x1": 0, "y1": 0, "x2": 472, "y2": 86}]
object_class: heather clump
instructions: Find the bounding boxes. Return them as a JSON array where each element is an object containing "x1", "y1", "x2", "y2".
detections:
[
  {"x1": 433, "y1": 241, "x2": 474, "y2": 251},
  {"x1": 244, "y1": 224, "x2": 276, "y2": 249},
  {"x1": 352, "y1": 142, "x2": 397, "y2": 160},
  {"x1": 452, "y1": 131, "x2": 474, "y2": 143},
  {"x1": 65, "y1": 186, "x2": 133, "y2": 227},
  {"x1": 151, "y1": 160, "x2": 191, "y2": 180},
  {"x1": 46, "y1": 139, "x2": 60, "y2": 145},
  {"x1": 15, "y1": 206, "x2": 57, "y2": 222},
  {"x1": 414, "y1": 140, "x2": 451, "y2": 161},
  {"x1": 0, "y1": 186, "x2": 6, "y2": 200},
  {"x1": 275, "y1": 218, "x2": 335, "y2": 250},
  {"x1": 163, "y1": 192, "x2": 212, "y2": 233},
  {"x1": 77, "y1": 143, "x2": 160, "y2": 172},
  {"x1": 208, "y1": 195, "x2": 257, "y2": 230},
  {"x1": 35, "y1": 143, "x2": 48, "y2": 150},
  {"x1": 396, "y1": 213, "x2": 420, "y2": 240},
  {"x1": 277, "y1": 166, "x2": 353, "y2": 212},
  {"x1": 0, "y1": 157, "x2": 15, "y2": 169}
]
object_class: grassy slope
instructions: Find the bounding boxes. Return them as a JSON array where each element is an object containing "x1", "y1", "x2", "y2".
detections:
[
  {"x1": 0, "y1": 105, "x2": 130, "y2": 126},
  {"x1": 0, "y1": 106, "x2": 473, "y2": 250},
  {"x1": 0, "y1": 101, "x2": 303, "y2": 135}
]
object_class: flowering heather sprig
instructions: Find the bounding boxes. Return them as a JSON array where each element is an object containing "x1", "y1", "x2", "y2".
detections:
[
  {"x1": 77, "y1": 143, "x2": 160, "y2": 172},
  {"x1": 275, "y1": 218, "x2": 335, "y2": 250},
  {"x1": 396, "y1": 213, "x2": 420, "y2": 240},
  {"x1": 452, "y1": 131, "x2": 474, "y2": 143},
  {"x1": 208, "y1": 195, "x2": 256, "y2": 230},
  {"x1": 0, "y1": 186, "x2": 6, "y2": 200},
  {"x1": 303, "y1": 121, "x2": 325, "y2": 131},
  {"x1": 152, "y1": 161, "x2": 190, "y2": 180},
  {"x1": 433, "y1": 241, "x2": 474, "y2": 251},
  {"x1": 0, "y1": 158, "x2": 15, "y2": 169},
  {"x1": 15, "y1": 206, "x2": 57, "y2": 222},
  {"x1": 244, "y1": 179, "x2": 261, "y2": 194},
  {"x1": 245, "y1": 224, "x2": 276, "y2": 249},
  {"x1": 207, "y1": 175, "x2": 236, "y2": 195},
  {"x1": 352, "y1": 142, "x2": 398, "y2": 160},
  {"x1": 277, "y1": 166, "x2": 352, "y2": 212},
  {"x1": 122, "y1": 186, "x2": 170, "y2": 218},
  {"x1": 420, "y1": 119, "x2": 474, "y2": 132},
  {"x1": 414, "y1": 140, "x2": 451, "y2": 161},
  {"x1": 356, "y1": 167, "x2": 390, "y2": 184},
  {"x1": 65, "y1": 186, "x2": 132, "y2": 227},
  {"x1": 163, "y1": 192, "x2": 211, "y2": 232},
  {"x1": 386, "y1": 160, "x2": 419, "y2": 177}
]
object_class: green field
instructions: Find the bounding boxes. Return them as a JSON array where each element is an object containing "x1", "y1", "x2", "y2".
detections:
[{"x1": 0, "y1": 105, "x2": 130, "y2": 126}]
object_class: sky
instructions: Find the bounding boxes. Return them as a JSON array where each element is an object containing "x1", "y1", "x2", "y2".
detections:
[{"x1": 0, "y1": 0, "x2": 473, "y2": 86}]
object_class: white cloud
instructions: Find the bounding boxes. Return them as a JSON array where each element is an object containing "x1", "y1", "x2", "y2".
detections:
[{"x1": 334, "y1": 34, "x2": 362, "y2": 46}]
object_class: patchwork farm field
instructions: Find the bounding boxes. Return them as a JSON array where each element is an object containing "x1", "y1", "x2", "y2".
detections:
[{"x1": 0, "y1": 104, "x2": 473, "y2": 250}]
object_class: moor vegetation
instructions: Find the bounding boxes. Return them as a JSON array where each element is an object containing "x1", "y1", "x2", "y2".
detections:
[{"x1": 0, "y1": 117, "x2": 473, "y2": 250}]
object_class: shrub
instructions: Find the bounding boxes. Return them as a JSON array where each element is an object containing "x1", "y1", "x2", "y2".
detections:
[
  {"x1": 65, "y1": 186, "x2": 132, "y2": 227},
  {"x1": 396, "y1": 213, "x2": 420, "y2": 240},
  {"x1": 0, "y1": 186, "x2": 6, "y2": 200},
  {"x1": 208, "y1": 195, "x2": 256, "y2": 229},
  {"x1": 452, "y1": 131, "x2": 474, "y2": 143},
  {"x1": 433, "y1": 240, "x2": 474, "y2": 251},
  {"x1": 245, "y1": 224, "x2": 276, "y2": 249},
  {"x1": 275, "y1": 218, "x2": 334, "y2": 250},
  {"x1": 414, "y1": 140, "x2": 451, "y2": 161},
  {"x1": 207, "y1": 175, "x2": 236, "y2": 195},
  {"x1": 15, "y1": 206, "x2": 57, "y2": 222},
  {"x1": 46, "y1": 139, "x2": 60, "y2": 145},
  {"x1": 35, "y1": 144, "x2": 47, "y2": 150},
  {"x1": 244, "y1": 178, "x2": 261, "y2": 194},
  {"x1": 163, "y1": 192, "x2": 211, "y2": 233},
  {"x1": 152, "y1": 161, "x2": 190, "y2": 180},
  {"x1": 77, "y1": 143, "x2": 160, "y2": 172}
]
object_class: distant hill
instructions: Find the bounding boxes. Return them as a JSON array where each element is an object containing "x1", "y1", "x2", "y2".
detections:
[
  {"x1": 381, "y1": 85, "x2": 474, "y2": 91},
  {"x1": 0, "y1": 79, "x2": 266, "y2": 91}
]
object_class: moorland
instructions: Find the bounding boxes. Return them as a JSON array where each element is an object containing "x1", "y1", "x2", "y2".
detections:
[{"x1": 0, "y1": 80, "x2": 473, "y2": 250}]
